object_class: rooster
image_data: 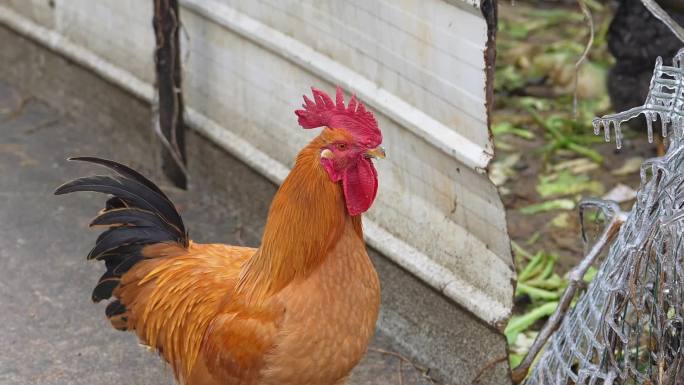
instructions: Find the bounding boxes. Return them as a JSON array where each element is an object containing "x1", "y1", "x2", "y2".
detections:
[{"x1": 55, "y1": 86, "x2": 386, "y2": 385}]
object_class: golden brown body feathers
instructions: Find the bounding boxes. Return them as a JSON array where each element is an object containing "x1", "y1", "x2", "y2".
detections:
[{"x1": 114, "y1": 242, "x2": 253, "y2": 381}]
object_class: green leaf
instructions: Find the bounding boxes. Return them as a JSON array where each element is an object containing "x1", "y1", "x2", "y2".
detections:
[
  {"x1": 516, "y1": 283, "x2": 561, "y2": 301},
  {"x1": 566, "y1": 142, "x2": 604, "y2": 163},
  {"x1": 526, "y1": 231, "x2": 541, "y2": 245},
  {"x1": 492, "y1": 122, "x2": 536, "y2": 140},
  {"x1": 509, "y1": 353, "x2": 525, "y2": 368},
  {"x1": 517, "y1": 251, "x2": 545, "y2": 281},
  {"x1": 551, "y1": 212, "x2": 571, "y2": 228},
  {"x1": 525, "y1": 273, "x2": 566, "y2": 290},
  {"x1": 517, "y1": 97, "x2": 552, "y2": 112},
  {"x1": 512, "y1": 241, "x2": 534, "y2": 260},
  {"x1": 505, "y1": 301, "x2": 559, "y2": 345},
  {"x1": 551, "y1": 158, "x2": 599, "y2": 174},
  {"x1": 520, "y1": 199, "x2": 575, "y2": 215},
  {"x1": 583, "y1": 266, "x2": 598, "y2": 283},
  {"x1": 495, "y1": 65, "x2": 525, "y2": 92},
  {"x1": 536, "y1": 171, "x2": 604, "y2": 198},
  {"x1": 508, "y1": 24, "x2": 531, "y2": 39}
]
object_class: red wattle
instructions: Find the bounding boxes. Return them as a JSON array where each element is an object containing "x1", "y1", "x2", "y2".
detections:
[{"x1": 342, "y1": 158, "x2": 378, "y2": 216}]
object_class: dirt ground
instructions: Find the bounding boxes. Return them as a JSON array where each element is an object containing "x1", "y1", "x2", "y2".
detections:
[
  {"x1": 495, "y1": 0, "x2": 659, "y2": 273},
  {"x1": 500, "y1": 128, "x2": 656, "y2": 272}
]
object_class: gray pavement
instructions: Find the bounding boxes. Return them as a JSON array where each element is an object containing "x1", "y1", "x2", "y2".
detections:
[{"x1": 0, "y1": 80, "x2": 436, "y2": 385}]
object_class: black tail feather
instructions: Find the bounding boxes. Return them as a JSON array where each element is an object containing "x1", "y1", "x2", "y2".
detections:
[
  {"x1": 92, "y1": 271, "x2": 120, "y2": 302},
  {"x1": 105, "y1": 300, "x2": 127, "y2": 318},
  {"x1": 98, "y1": 244, "x2": 145, "y2": 262},
  {"x1": 105, "y1": 196, "x2": 128, "y2": 210},
  {"x1": 55, "y1": 175, "x2": 184, "y2": 231},
  {"x1": 111, "y1": 254, "x2": 143, "y2": 276},
  {"x1": 68, "y1": 156, "x2": 168, "y2": 197},
  {"x1": 90, "y1": 208, "x2": 179, "y2": 234},
  {"x1": 55, "y1": 157, "x2": 189, "y2": 307},
  {"x1": 88, "y1": 226, "x2": 176, "y2": 260},
  {"x1": 105, "y1": 300, "x2": 129, "y2": 331}
]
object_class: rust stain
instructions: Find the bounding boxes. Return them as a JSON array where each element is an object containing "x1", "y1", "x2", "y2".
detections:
[{"x1": 480, "y1": 0, "x2": 498, "y2": 172}]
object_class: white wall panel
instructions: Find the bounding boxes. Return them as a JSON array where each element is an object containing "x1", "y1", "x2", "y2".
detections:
[{"x1": 1, "y1": 0, "x2": 513, "y2": 325}]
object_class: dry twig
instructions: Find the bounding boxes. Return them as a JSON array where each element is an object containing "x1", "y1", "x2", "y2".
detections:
[
  {"x1": 367, "y1": 347, "x2": 438, "y2": 384},
  {"x1": 469, "y1": 355, "x2": 508, "y2": 385},
  {"x1": 399, "y1": 359, "x2": 404, "y2": 385},
  {"x1": 1, "y1": 95, "x2": 32, "y2": 119}
]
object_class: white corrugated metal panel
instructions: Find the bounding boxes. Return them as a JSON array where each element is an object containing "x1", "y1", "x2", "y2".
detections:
[
  {"x1": 203, "y1": 0, "x2": 491, "y2": 149},
  {"x1": 0, "y1": 0, "x2": 514, "y2": 325}
]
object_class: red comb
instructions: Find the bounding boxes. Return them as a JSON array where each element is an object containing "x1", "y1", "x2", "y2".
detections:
[{"x1": 295, "y1": 86, "x2": 382, "y2": 148}]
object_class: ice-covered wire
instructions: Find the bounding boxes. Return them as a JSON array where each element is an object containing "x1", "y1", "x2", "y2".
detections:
[
  {"x1": 641, "y1": 0, "x2": 684, "y2": 43},
  {"x1": 593, "y1": 48, "x2": 684, "y2": 149},
  {"x1": 523, "y1": 49, "x2": 684, "y2": 385},
  {"x1": 523, "y1": 137, "x2": 684, "y2": 385}
]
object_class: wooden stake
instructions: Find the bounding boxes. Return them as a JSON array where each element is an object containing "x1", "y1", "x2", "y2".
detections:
[{"x1": 153, "y1": 0, "x2": 187, "y2": 188}]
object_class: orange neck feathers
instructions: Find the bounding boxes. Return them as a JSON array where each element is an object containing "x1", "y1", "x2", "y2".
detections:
[{"x1": 236, "y1": 135, "x2": 362, "y2": 303}]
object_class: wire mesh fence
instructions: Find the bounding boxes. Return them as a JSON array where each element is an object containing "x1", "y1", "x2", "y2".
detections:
[{"x1": 524, "y1": 50, "x2": 684, "y2": 385}]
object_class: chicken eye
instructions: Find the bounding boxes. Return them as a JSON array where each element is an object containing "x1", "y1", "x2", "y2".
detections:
[{"x1": 336, "y1": 143, "x2": 348, "y2": 151}]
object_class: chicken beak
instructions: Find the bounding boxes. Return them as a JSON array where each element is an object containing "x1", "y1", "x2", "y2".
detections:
[
  {"x1": 364, "y1": 146, "x2": 386, "y2": 159},
  {"x1": 320, "y1": 148, "x2": 334, "y2": 159}
]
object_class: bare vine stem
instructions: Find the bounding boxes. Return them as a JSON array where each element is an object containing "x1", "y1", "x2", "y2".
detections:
[{"x1": 573, "y1": 0, "x2": 595, "y2": 117}]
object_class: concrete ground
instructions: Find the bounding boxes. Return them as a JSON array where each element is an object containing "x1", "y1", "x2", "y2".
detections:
[{"x1": 0, "y1": 80, "x2": 438, "y2": 385}]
